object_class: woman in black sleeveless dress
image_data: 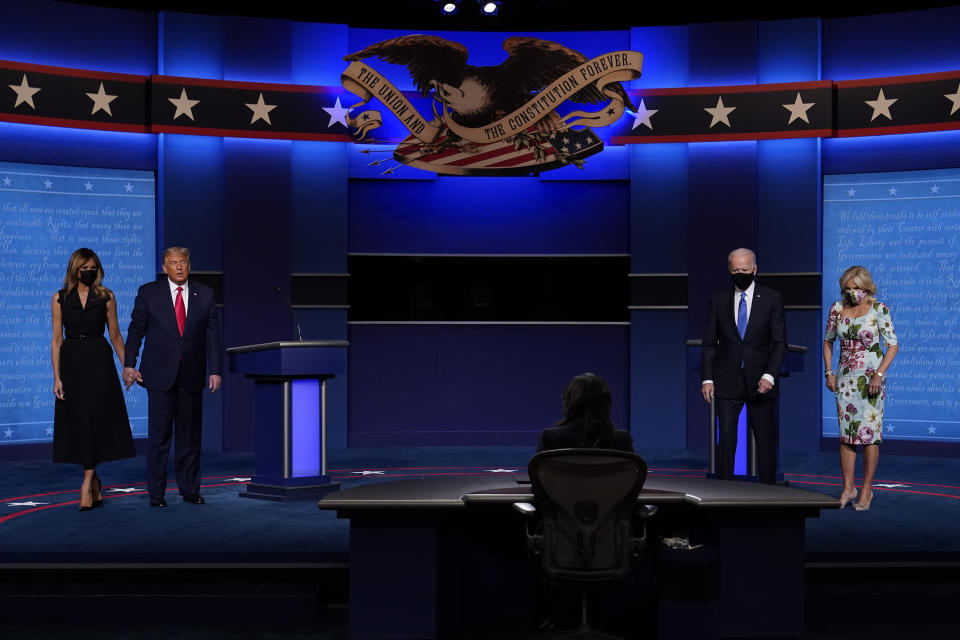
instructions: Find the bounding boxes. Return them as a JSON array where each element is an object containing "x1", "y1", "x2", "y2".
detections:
[{"x1": 51, "y1": 248, "x2": 135, "y2": 511}]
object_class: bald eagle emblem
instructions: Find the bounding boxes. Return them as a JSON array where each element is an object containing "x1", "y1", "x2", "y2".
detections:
[{"x1": 341, "y1": 35, "x2": 643, "y2": 176}]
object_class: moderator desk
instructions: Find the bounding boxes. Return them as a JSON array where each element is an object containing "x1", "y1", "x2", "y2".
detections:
[{"x1": 320, "y1": 476, "x2": 838, "y2": 640}]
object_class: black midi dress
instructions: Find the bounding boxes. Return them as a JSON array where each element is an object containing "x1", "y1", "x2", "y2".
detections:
[{"x1": 52, "y1": 289, "x2": 135, "y2": 465}]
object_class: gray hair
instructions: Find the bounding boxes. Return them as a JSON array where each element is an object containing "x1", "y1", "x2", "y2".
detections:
[{"x1": 727, "y1": 248, "x2": 756, "y2": 266}]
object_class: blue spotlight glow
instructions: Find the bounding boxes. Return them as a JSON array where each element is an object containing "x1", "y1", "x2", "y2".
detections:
[
  {"x1": 479, "y1": 1, "x2": 500, "y2": 15},
  {"x1": 438, "y1": 0, "x2": 459, "y2": 15}
]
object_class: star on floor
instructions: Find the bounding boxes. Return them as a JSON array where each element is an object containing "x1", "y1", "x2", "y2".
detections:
[
  {"x1": 865, "y1": 88, "x2": 897, "y2": 122},
  {"x1": 322, "y1": 97, "x2": 352, "y2": 128},
  {"x1": 9, "y1": 74, "x2": 40, "y2": 109},
  {"x1": 705, "y1": 96, "x2": 736, "y2": 128},
  {"x1": 107, "y1": 487, "x2": 142, "y2": 493},
  {"x1": 945, "y1": 82, "x2": 960, "y2": 116},
  {"x1": 631, "y1": 99, "x2": 658, "y2": 130},
  {"x1": 86, "y1": 82, "x2": 118, "y2": 116},
  {"x1": 168, "y1": 87, "x2": 200, "y2": 121},
  {"x1": 485, "y1": 469, "x2": 517, "y2": 473},
  {"x1": 782, "y1": 92, "x2": 814, "y2": 125},
  {"x1": 351, "y1": 470, "x2": 385, "y2": 476},
  {"x1": 8, "y1": 501, "x2": 47, "y2": 507},
  {"x1": 245, "y1": 92, "x2": 277, "y2": 125}
]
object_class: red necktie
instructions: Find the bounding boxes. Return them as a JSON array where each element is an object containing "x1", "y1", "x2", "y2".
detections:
[{"x1": 175, "y1": 286, "x2": 186, "y2": 336}]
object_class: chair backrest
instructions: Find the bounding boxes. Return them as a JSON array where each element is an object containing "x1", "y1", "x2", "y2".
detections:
[{"x1": 528, "y1": 448, "x2": 648, "y2": 583}]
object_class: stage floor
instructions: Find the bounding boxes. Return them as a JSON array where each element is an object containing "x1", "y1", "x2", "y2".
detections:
[{"x1": 2, "y1": 446, "x2": 960, "y2": 565}]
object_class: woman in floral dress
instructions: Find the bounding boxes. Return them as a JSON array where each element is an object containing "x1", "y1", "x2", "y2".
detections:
[{"x1": 823, "y1": 266, "x2": 899, "y2": 511}]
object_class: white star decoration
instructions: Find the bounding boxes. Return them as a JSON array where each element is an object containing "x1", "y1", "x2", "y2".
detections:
[
  {"x1": 865, "y1": 88, "x2": 897, "y2": 122},
  {"x1": 322, "y1": 97, "x2": 352, "y2": 128},
  {"x1": 930, "y1": 185, "x2": 940, "y2": 194},
  {"x1": 485, "y1": 468, "x2": 517, "y2": 473},
  {"x1": 86, "y1": 82, "x2": 118, "y2": 116},
  {"x1": 944, "y1": 82, "x2": 960, "y2": 116},
  {"x1": 84, "y1": 181, "x2": 93, "y2": 191},
  {"x1": 886, "y1": 424, "x2": 895, "y2": 432},
  {"x1": 847, "y1": 188, "x2": 856, "y2": 197},
  {"x1": 631, "y1": 99, "x2": 658, "y2": 130},
  {"x1": 107, "y1": 487, "x2": 142, "y2": 493},
  {"x1": 43, "y1": 179, "x2": 53, "y2": 189},
  {"x1": 245, "y1": 93, "x2": 277, "y2": 125},
  {"x1": 705, "y1": 96, "x2": 736, "y2": 128},
  {"x1": 9, "y1": 74, "x2": 40, "y2": 109},
  {"x1": 8, "y1": 501, "x2": 47, "y2": 507},
  {"x1": 124, "y1": 183, "x2": 134, "y2": 192},
  {"x1": 928, "y1": 425, "x2": 937, "y2": 434},
  {"x1": 888, "y1": 186, "x2": 897, "y2": 196},
  {"x1": 2, "y1": 428, "x2": 12, "y2": 438},
  {"x1": 351, "y1": 470, "x2": 385, "y2": 476},
  {"x1": 168, "y1": 88, "x2": 200, "y2": 121},
  {"x1": 2, "y1": 176, "x2": 11, "y2": 186},
  {"x1": 45, "y1": 426, "x2": 53, "y2": 435},
  {"x1": 782, "y1": 92, "x2": 814, "y2": 125}
]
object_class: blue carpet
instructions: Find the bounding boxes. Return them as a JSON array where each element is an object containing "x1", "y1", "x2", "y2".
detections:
[{"x1": 2, "y1": 446, "x2": 959, "y2": 564}]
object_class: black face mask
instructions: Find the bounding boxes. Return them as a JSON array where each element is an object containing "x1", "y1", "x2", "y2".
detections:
[
  {"x1": 78, "y1": 270, "x2": 98, "y2": 287},
  {"x1": 731, "y1": 272, "x2": 754, "y2": 291}
]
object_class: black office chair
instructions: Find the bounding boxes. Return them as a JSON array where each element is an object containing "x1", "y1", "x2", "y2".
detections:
[{"x1": 515, "y1": 448, "x2": 653, "y2": 640}]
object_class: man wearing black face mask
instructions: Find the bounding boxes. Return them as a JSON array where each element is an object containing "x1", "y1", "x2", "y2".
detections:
[{"x1": 700, "y1": 248, "x2": 786, "y2": 484}]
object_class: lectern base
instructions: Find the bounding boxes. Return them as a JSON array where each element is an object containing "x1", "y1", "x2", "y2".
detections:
[{"x1": 239, "y1": 475, "x2": 341, "y2": 501}]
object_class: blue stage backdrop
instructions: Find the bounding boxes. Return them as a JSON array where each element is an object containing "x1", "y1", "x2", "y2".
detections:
[
  {"x1": 0, "y1": 160, "x2": 155, "y2": 445},
  {"x1": 822, "y1": 168, "x2": 960, "y2": 443}
]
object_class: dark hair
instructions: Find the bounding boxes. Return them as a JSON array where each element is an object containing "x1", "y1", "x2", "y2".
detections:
[
  {"x1": 62, "y1": 247, "x2": 109, "y2": 299},
  {"x1": 557, "y1": 373, "x2": 616, "y2": 448}
]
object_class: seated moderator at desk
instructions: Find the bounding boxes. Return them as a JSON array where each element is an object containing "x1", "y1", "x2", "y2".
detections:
[{"x1": 537, "y1": 373, "x2": 634, "y2": 452}]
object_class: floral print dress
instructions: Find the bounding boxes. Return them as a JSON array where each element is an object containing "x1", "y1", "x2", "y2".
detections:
[{"x1": 824, "y1": 300, "x2": 898, "y2": 445}]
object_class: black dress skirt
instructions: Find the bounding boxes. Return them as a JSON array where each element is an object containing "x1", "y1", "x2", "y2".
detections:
[{"x1": 52, "y1": 289, "x2": 135, "y2": 466}]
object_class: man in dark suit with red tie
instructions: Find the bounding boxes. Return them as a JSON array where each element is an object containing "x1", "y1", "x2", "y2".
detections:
[
  {"x1": 700, "y1": 248, "x2": 786, "y2": 484},
  {"x1": 123, "y1": 247, "x2": 221, "y2": 507}
]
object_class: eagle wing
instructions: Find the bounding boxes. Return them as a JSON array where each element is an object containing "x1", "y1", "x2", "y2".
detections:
[
  {"x1": 344, "y1": 35, "x2": 469, "y2": 97},
  {"x1": 498, "y1": 37, "x2": 636, "y2": 110}
]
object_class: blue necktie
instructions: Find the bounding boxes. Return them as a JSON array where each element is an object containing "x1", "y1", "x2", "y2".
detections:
[{"x1": 737, "y1": 292, "x2": 747, "y2": 339}]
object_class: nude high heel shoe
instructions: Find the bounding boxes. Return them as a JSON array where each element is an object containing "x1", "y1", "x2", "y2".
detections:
[
  {"x1": 853, "y1": 493, "x2": 873, "y2": 511},
  {"x1": 839, "y1": 489, "x2": 858, "y2": 509}
]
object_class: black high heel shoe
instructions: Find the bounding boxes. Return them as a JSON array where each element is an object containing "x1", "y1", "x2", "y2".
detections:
[
  {"x1": 78, "y1": 486, "x2": 94, "y2": 512},
  {"x1": 92, "y1": 474, "x2": 104, "y2": 508}
]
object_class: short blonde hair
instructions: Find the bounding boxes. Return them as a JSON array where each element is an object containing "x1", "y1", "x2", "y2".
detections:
[
  {"x1": 162, "y1": 246, "x2": 191, "y2": 262},
  {"x1": 838, "y1": 265, "x2": 877, "y2": 300}
]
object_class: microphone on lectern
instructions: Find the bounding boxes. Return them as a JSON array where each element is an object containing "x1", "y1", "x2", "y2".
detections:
[{"x1": 273, "y1": 285, "x2": 304, "y2": 341}]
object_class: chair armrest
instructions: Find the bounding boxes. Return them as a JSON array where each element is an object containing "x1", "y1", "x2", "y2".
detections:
[{"x1": 513, "y1": 502, "x2": 538, "y2": 517}]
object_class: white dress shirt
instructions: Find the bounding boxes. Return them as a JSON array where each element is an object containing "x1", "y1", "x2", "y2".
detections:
[{"x1": 167, "y1": 278, "x2": 189, "y2": 316}]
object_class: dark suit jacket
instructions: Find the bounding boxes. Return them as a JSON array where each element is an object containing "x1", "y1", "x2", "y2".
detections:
[
  {"x1": 701, "y1": 283, "x2": 787, "y2": 400},
  {"x1": 124, "y1": 279, "x2": 221, "y2": 392},
  {"x1": 537, "y1": 420, "x2": 634, "y2": 453}
]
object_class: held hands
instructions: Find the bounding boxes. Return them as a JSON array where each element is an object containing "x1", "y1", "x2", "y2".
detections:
[
  {"x1": 208, "y1": 374, "x2": 222, "y2": 394},
  {"x1": 122, "y1": 367, "x2": 142, "y2": 390},
  {"x1": 757, "y1": 378, "x2": 773, "y2": 394},
  {"x1": 701, "y1": 382, "x2": 714, "y2": 403},
  {"x1": 53, "y1": 379, "x2": 64, "y2": 400}
]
